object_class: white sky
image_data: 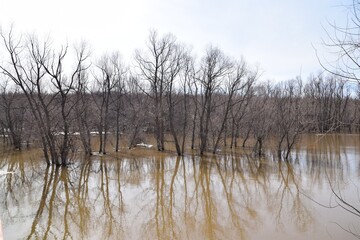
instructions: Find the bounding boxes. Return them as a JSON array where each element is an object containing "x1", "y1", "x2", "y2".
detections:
[{"x1": 0, "y1": 0, "x2": 352, "y2": 81}]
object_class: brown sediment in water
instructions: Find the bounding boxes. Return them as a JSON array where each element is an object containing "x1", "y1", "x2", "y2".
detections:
[{"x1": 0, "y1": 134, "x2": 359, "y2": 240}]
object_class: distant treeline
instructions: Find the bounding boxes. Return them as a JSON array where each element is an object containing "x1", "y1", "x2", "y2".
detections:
[{"x1": 0, "y1": 29, "x2": 358, "y2": 165}]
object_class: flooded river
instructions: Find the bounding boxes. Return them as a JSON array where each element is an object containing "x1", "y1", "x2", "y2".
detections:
[{"x1": 0, "y1": 134, "x2": 359, "y2": 239}]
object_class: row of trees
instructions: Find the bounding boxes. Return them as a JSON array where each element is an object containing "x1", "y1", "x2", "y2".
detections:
[{"x1": 0, "y1": 29, "x2": 358, "y2": 165}]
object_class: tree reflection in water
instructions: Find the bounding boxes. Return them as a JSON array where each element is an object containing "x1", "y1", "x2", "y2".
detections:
[{"x1": 0, "y1": 134, "x2": 359, "y2": 240}]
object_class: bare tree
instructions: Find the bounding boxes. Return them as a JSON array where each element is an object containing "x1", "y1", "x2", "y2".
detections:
[
  {"x1": 0, "y1": 29, "x2": 56, "y2": 165},
  {"x1": 212, "y1": 60, "x2": 256, "y2": 153},
  {"x1": 250, "y1": 83, "x2": 274, "y2": 156},
  {"x1": 92, "y1": 53, "x2": 121, "y2": 154},
  {"x1": 198, "y1": 46, "x2": 233, "y2": 155},
  {"x1": 317, "y1": 4, "x2": 360, "y2": 235},
  {"x1": 73, "y1": 44, "x2": 92, "y2": 156},
  {"x1": 39, "y1": 42, "x2": 89, "y2": 164},
  {"x1": 125, "y1": 75, "x2": 149, "y2": 148},
  {"x1": 163, "y1": 49, "x2": 194, "y2": 155},
  {"x1": 0, "y1": 79, "x2": 27, "y2": 149},
  {"x1": 135, "y1": 31, "x2": 177, "y2": 151},
  {"x1": 229, "y1": 75, "x2": 255, "y2": 149},
  {"x1": 320, "y1": 1, "x2": 360, "y2": 83},
  {"x1": 180, "y1": 54, "x2": 195, "y2": 154},
  {"x1": 109, "y1": 54, "x2": 127, "y2": 152},
  {"x1": 273, "y1": 78, "x2": 305, "y2": 160},
  {"x1": 189, "y1": 71, "x2": 199, "y2": 150},
  {"x1": 304, "y1": 74, "x2": 350, "y2": 133},
  {"x1": 0, "y1": 28, "x2": 90, "y2": 165}
]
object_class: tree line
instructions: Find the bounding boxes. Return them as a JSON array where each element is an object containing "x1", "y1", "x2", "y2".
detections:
[{"x1": 0, "y1": 29, "x2": 358, "y2": 166}]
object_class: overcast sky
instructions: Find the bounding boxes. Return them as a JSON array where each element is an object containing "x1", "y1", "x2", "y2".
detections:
[{"x1": 0, "y1": 0, "x2": 351, "y2": 81}]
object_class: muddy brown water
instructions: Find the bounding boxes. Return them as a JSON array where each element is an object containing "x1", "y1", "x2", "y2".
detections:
[{"x1": 0, "y1": 134, "x2": 359, "y2": 239}]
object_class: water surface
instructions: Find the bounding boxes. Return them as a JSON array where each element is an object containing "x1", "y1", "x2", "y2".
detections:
[{"x1": 1, "y1": 134, "x2": 359, "y2": 239}]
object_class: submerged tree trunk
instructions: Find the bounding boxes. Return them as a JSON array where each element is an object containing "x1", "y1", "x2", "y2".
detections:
[
  {"x1": 115, "y1": 110, "x2": 121, "y2": 152},
  {"x1": 168, "y1": 92, "x2": 182, "y2": 155}
]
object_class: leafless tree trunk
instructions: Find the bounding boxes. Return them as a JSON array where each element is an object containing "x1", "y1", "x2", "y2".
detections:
[
  {"x1": 0, "y1": 28, "x2": 90, "y2": 165},
  {"x1": 75, "y1": 87, "x2": 92, "y2": 156},
  {"x1": 0, "y1": 30, "x2": 56, "y2": 165},
  {"x1": 250, "y1": 83, "x2": 274, "y2": 156},
  {"x1": 125, "y1": 76, "x2": 149, "y2": 148},
  {"x1": 166, "y1": 45, "x2": 184, "y2": 155},
  {"x1": 212, "y1": 61, "x2": 256, "y2": 153},
  {"x1": 109, "y1": 54, "x2": 127, "y2": 152},
  {"x1": 73, "y1": 45, "x2": 92, "y2": 156},
  {"x1": 135, "y1": 31, "x2": 177, "y2": 151},
  {"x1": 0, "y1": 81, "x2": 27, "y2": 150},
  {"x1": 198, "y1": 46, "x2": 232, "y2": 155},
  {"x1": 189, "y1": 75, "x2": 199, "y2": 150},
  {"x1": 93, "y1": 53, "x2": 121, "y2": 154},
  {"x1": 273, "y1": 78, "x2": 305, "y2": 160},
  {"x1": 180, "y1": 55, "x2": 195, "y2": 154}
]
